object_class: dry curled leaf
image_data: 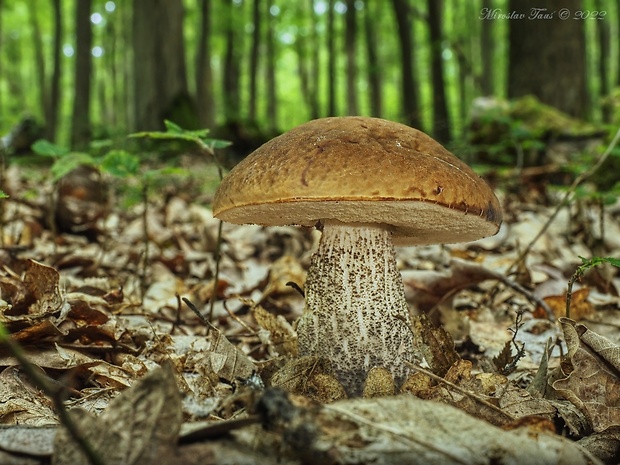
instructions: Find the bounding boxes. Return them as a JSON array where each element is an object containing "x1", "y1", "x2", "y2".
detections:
[
  {"x1": 53, "y1": 364, "x2": 182, "y2": 465},
  {"x1": 251, "y1": 302, "x2": 297, "y2": 357},
  {"x1": 553, "y1": 318, "x2": 620, "y2": 433},
  {"x1": 254, "y1": 389, "x2": 599, "y2": 465}
]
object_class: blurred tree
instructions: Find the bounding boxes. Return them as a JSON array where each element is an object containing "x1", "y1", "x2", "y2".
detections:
[
  {"x1": 326, "y1": 0, "x2": 338, "y2": 116},
  {"x1": 508, "y1": 0, "x2": 588, "y2": 118},
  {"x1": 195, "y1": 0, "x2": 215, "y2": 129},
  {"x1": 390, "y1": 0, "x2": 421, "y2": 129},
  {"x1": 70, "y1": 0, "x2": 92, "y2": 148},
  {"x1": 480, "y1": 0, "x2": 494, "y2": 96},
  {"x1": 222, "y1": 0, "x2": 242, "y2": 123},
  {"x1": 133, "y1": 0, "x2": 193, "y2": 131},
  {"x1": 265, "y1": 2, "x2": 277, "y2": 131},
  {"x1": 427, "y1": 0, "x2": 450, "y2": 141},
  {"x1": 48, "y1": 0, "x2": 62, "y2": 141},
  {"x1": 345, "y1": 0, "x2": 358, "y2": 115},
  {"x1": 295, "y1": 0, "x2": 320, "y2": 120},
  {"x1": 594, "y1": 0, "x2": 610, "y2": 122},
  {"x1": 248, "y1": 0, "x2": 261, "y2": 122},
  {"x1": 26, "y1": 0, "x2": 47, "y2": 134},
  {"x1": 364, "y1": 0, "x2": 382, "y2": 117}
]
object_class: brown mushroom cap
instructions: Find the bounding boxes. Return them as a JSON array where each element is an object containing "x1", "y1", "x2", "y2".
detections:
[{"x1": 213, "y1": 116, "x2": 502, "y2": 245}]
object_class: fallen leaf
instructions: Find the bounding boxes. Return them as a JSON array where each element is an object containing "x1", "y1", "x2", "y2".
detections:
[
  {"x1": 53, "y1": 364, "x2": 182, "y2": 465},
  {"x1": 553, "y1": 318, "x2": 620, "y2": 433}
]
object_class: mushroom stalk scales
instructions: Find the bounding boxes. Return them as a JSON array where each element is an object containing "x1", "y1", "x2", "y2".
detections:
[{"x1": 297, "y1": 221, "x2": 415, "y2": 395}]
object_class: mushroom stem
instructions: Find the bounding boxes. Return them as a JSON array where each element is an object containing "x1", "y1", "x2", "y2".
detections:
[{"x1": 297, "y1": 220, "x2": 416, "y2": 395}]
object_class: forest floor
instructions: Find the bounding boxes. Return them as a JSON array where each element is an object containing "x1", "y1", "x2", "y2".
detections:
[{"x1": 0, "y1": 158, "x2": 619, "y2": 465}]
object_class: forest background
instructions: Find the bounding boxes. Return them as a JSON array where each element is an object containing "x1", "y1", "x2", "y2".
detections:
[{"x1": 0, "y1": 0, "x2": 618, "y2": 155}]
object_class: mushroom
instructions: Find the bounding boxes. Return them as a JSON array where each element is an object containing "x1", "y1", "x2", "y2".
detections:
[{"x1": 212, "y1": 116, "x2": 502, "y2": 396}]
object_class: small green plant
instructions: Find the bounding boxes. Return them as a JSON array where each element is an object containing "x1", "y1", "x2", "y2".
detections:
[
  {"x1": 130, "y1": 120, "x2": 231, "y2": 318},
  {"x1": 30, "y1": 139, "x2": 97, "y2": 181},
  {"x1": 566, "y1": 256, "x2": 620, "y2": 318}
]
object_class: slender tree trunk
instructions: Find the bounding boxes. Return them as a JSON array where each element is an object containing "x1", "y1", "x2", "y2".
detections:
[
  {"x1": 508, "y1": 0, "x2": 588, "y2": 117},
  {"x1": 327, "y1": 0, "x2": 337, "y2": 116},
  {"x1": 480, "y1": 0, "x2": 494, "y2": 95},
  {"x1": 308, "y1": 0, "x2": 321, "y2": 119},
  {"x1": 617, "y1": 0, "x2": 620, "y2": 86},
  {"x1": 46, "y1": 0, "x2": 62, "y2": 141},
  {"x1": 265, "y1": 3, "x2": 277, "y2": 131},
  {"x1": 248, "y1": 0, "x2": 261, "y2": 122},
  {"x1": 196, "y1": 0, "x2": 215, "y2": 129},
  {"x1": 427, "y1": 0, "x2": 450, "y2": 141},
  {"x1": 390, "y1": 0, "x2": 421, "y2": 129},
  {"x1": 0, "y1": 0, "x2": 3, "y2": 114},
  {"x1": 295, "y1": 1, "x2": 320, "y2": 120},
  {"x1": 594, "y1": 0, "x2": 610, "y2": 121},
  {"x1": 364, "y1": 0, "x2": 382, "y2": 117},
  {"x1": 26, "y1": 0, "x2": 47, "y2": 127},
  {"x1": 133, "y1": 0, "x2": 191, "y2": 131},
  {"x1": 222, "y1": 0, "x2": 242, "y2": 122},
  {"x1": 345, "y1": 0, "x2": 358, "y2": 115},
  {"x1": 71, "y1": 0, "x2": 92, "y2": 148}
]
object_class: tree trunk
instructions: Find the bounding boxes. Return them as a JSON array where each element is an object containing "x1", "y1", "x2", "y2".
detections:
[
  {"x1": 222, "y1": 0, "x2": 242, "y2": 123},
  {"x1": 71, "y1": 0, "x2": 92, "y2": 148},
  {"x1": 427, "y1": 0, "x2": 450, "y2": 141},
  {"x1": 507, "y1": 0, "x2": 588, "y2": 117},
  {"x1": 327, "y1": 0, "x2": 337, "y2": 116},
  {"x1": 480, "y1": 0, "x2": 494, "y2": 96},
  {"x1": 295, "y1": 1, "x2": 320, "y2": 120},
  {"x1": 46, "y1": 0, "x2": 62, "y2": 141},
  {"x1": 364, "y1": 0, "x2": 382, "y2": 117},
  {"x1": 248, "y1": 0, "x2": 261, "y2": 122},
  {"x1": 308, "y1": 0, "x2": 321, "y2": 119},
  {"x1": 26, "y1": 0, "x2": 47, "y2": 130},
  {"x1": 133, "y1": 0, "x2": 192, "y2": 131},
  {"x1": 594, "y1": 0, "x2": 610, "y2": 121},
  {"x1": 345, "y1": 0, "x2": 358, "y2": 115},
  {"x1": 0, "y1": 0, "x2": 3, "y2": 113},
  {"x1": 390, "y1": 0, "x2": 421, "y2": 129},
  {"x1": 617, "y1": 0, "x2": 620, "y2": 86},
  {"x1": 195, "y1": 0, "x2": 215, "y2": 129},
  {"x1": 265, "y1": 2, "x2": 277, "y2": 131}
]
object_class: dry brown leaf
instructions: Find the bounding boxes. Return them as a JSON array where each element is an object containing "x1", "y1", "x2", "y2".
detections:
[
  {"x1": 260, "y1": 255, "x2": 306, "y2": 300},
  {"x1": 402, "y1": 258, "x2": 498, "y2": 312},
  {"x1": 0, "y1": 367, "x2": 57, "y2": 426},
  {"x1": 537, "y1": 288, "x2": 594, "y2": 320},
  {"x1": 411, "y1": 313, "x2": 459, "y2": 377},
  {"x1": 53, "y1": 364, "x2": 182, "y2": 465},
  {"x1": 553, "y1": 318, "x2": 620, "y2": 433},
  {"x1": 0, "y1": 425, "x2": 56, "y2": 460},
  {"x1": 251, "y1": 302, "x2": 297, "y2": 356},
  {"x1": 254, "y1": 390, "x2": 599, "y2": 465}
]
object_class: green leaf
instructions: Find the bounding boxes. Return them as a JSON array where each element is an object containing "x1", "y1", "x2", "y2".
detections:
[
  {"x1": 31, "y1": 139, "x2": 69, "y2": 158},
  {"x1": 576, "y1": 256, "x2": 620, "y2": 274},
  {"x1": 100, "y1": 150, "x2": 140, "y2": 178},
  {"x1": 51, "y1": 152, "x2": 95, "y2": 181},
  {"x1": 0, "y1": 191, "x2": 8, "y2": 199},
  {"x1": 130, "y1": 121, "x2": 230, "y2": 149}
]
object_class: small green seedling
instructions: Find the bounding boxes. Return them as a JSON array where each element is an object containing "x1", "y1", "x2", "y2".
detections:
[{"x1": 566, "y1": 256, "x2": 620, "y2": 318}]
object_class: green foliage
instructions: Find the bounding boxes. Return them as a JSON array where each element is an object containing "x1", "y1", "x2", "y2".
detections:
[
  {"x1": 31, "y1": 139, "x2": 96, "y2": 181},
  {"x1": 100, "y1": 150, "x2": 140, "y2": 178},
  {"x1": 31, "y1": 139, "x2": 69, "y2": 157},
  {"x1": 574, "y1": 256, "x2": 620, "y2": 276},
  {"x1": 0, "y1": 191, "x2": 8, "y2": 199},
  {"x1": 566, "y1": 255, "x2": 620, "y2": 318},
  {"x1": 130, "y1": 120, "x2": 232, "y2": 152}
]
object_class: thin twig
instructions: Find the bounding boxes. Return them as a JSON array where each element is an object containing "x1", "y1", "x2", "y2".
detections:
[
  {"x1": 404, "y1": 362, "x2": 515, "y2": 422},
  {"x1": 505, "y1": 127, "x2": 620, "y2": 275}
]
